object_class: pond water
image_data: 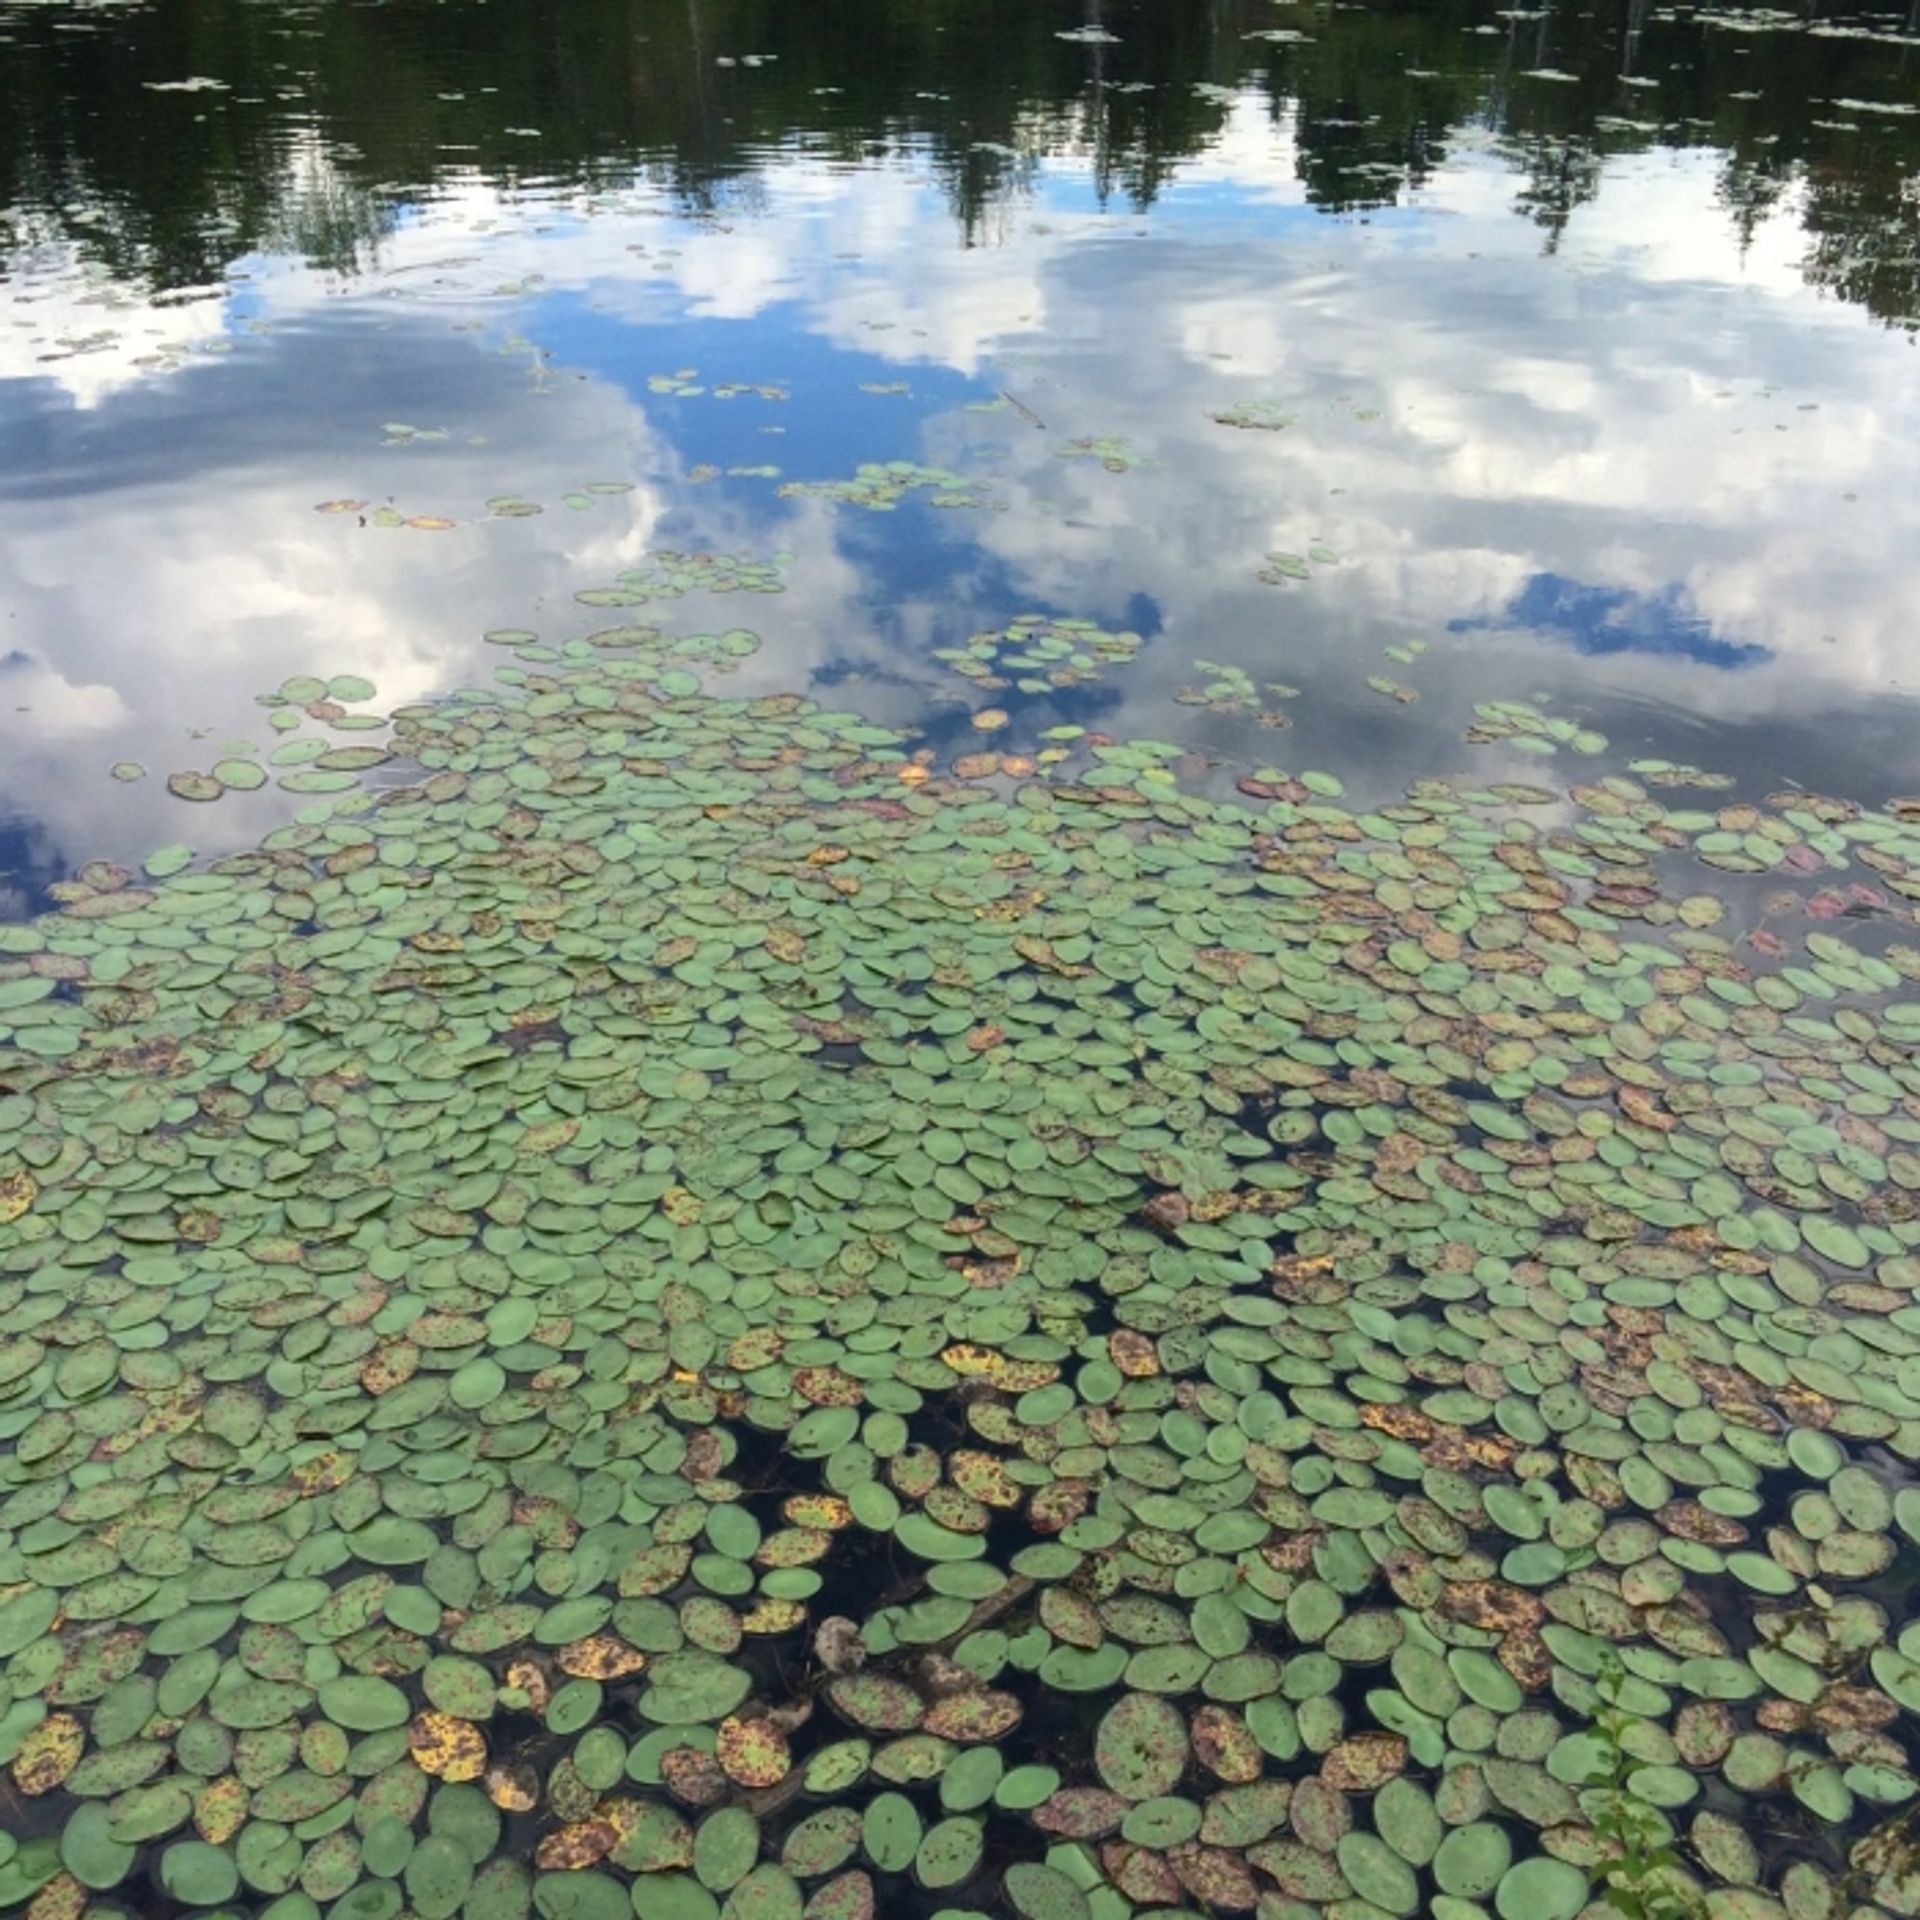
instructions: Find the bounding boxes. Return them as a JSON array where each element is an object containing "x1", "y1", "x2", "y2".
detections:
[
  {"x1": 6, "y1": 3, "x2": 1920, "y2": 1920},
  {"x1": 4, "y1": 0, "x2": 1920, "y2": 899}
]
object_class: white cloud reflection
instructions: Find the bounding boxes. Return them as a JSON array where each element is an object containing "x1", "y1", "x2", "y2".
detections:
[{"x1": 6, "y1": 94, "x2": 1920, "y2": 890}]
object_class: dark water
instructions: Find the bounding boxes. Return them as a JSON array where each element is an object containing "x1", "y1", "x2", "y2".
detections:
[{"x1": 4, "y1": 0, "x2": 1920, "y2": 914}]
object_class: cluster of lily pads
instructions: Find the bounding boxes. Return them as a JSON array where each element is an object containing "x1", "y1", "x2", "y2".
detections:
[
  {"x1": 1366, "y1": 677, "x2": 1419, "y2": 707},
  {"x1": 311, "y1": 486, "x2": 637, "y2": 533},
  {"x1": 101, "y1": 678, "x2": 392, "y2": 810},
  {"x1": 312, "y1": 503, "x2": 461, "y2": 533},
  {"x1": 778, "y1": 465, "x2": 1000, "y2": 511},
  {"x1": 1258, "y1": 550, "x2": 1338, "y2": 588},
  {"x1": 9, "y1": 573, "x2": 1920, "y2": 1920},
  {"x1": 569, "y1": 552, "x2": 791, "y2": 614},
  {"x1": 1467, "y1": 701, "x2": 1609, "y2": 760},
  {"x1": 1174, "y1": 661, "x2": 1299, "y2": 727},
  {"x1": 1056, "y1": 439, "x2": 1145, "y2": 476},
  {"x1": 1628, "y1": 762, "x2": 1738, "y2": 793},
  {"x1": 647, "y1": 373, "x2": 788, "y2": 403},
  {"x1": 934, "y1": 617, "x2": 1145, "y2": 698},
  {"x1": 1365, "y1": 644, "x2": 1427, "y2": 708}
]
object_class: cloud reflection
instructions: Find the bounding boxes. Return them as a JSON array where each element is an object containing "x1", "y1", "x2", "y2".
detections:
[{"x1": 6, "y1": 93, "x2": 1920, "y2": 902}]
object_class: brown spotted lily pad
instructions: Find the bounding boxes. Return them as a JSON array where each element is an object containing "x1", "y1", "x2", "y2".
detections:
[
  {"x1": 409, "y1": 1712, "x2": 486, "y2": 1781},
  {"x1": 717, "y1": 1714, "x2": 792, "y2": 1788}
]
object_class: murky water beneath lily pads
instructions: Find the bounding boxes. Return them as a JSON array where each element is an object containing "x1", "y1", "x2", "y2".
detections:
[{"x1": 10, "y1": 2, "x2": 1920, "y2": 1919}]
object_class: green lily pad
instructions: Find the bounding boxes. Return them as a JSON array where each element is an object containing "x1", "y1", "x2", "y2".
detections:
[{"x1": 1496, "y1": 1857, "x2": 1590, "y2": 1920}]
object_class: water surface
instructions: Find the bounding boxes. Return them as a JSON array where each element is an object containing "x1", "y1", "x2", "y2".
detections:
[
  {"x1": 5, "y1": 0, "x2": 1920, "y2": 907},
  {"x1": 9, "y1": 8, "x2": 1920, "y2": 1920}
]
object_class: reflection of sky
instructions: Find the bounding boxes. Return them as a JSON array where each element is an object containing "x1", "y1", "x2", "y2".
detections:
[
  {"x1": 529, "y1": 289, "x2": 982, "y2": 475},
  {"x1": 6, "y1": 102, "x2": 1920, "y2": 901},
  {"x1": 1448, "y1": 574, "x2": 1772, "y2": 670}
]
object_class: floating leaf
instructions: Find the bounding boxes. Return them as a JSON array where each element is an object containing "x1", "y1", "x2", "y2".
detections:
[
  {"x1": 410, "y1": 1712, "x2": 487, "y2": 1781},
  {"x1": 1095, "y1": 1693, "x2": 1189, "y2": 1800},
  {"x1": 716, "y1": 1715, "x2": 791, "y2": 1787}
]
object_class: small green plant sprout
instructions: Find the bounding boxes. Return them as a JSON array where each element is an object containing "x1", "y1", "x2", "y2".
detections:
[{"x1": 1585, "y1": 1655, "x2": 1709, "y2": 1920}]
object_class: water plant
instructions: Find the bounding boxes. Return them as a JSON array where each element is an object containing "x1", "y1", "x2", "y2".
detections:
[
  {"x1": 935, "y1": 614, "x2": 1144, "y2": 696},
  {"x1": 779, "y1": 463, "x2": 998, "y2": 510},
  {"x1": 1584, "y1": 1655, "x2": 1705, "y2": 1920},
  {"x1": 6, "y1": 569, "x2": 1920, "y2": 1919}
]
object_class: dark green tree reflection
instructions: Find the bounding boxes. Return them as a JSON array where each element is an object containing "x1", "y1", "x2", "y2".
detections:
[{"x1": 4, "y1": 0, "x2": 1920, "y2": 326}]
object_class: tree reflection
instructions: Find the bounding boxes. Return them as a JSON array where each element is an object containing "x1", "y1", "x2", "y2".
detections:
[{"x1": 1, "y1": 0, "x2": 1917, "y2": 327}]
